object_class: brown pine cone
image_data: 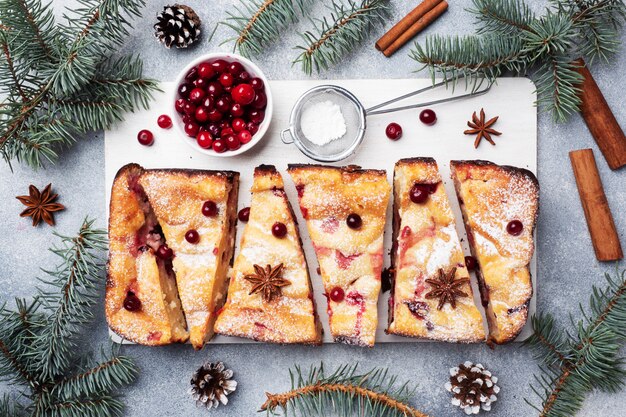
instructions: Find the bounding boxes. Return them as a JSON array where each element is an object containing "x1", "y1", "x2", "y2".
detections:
[{"x1": 445, "y1": 361, "x2": 499, "y2": 414}]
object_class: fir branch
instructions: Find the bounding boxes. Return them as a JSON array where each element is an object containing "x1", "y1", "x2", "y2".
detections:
[
  {"x1": 525, "y1": 269, "x2": 626, "y2": 417},
  {"x1": 0, "y1": 219, "x2": 137, "y2": 417},
  {"x1": 222, "y1": 0, "x2": 314, "y2": 58},
  {"x1": 411, "y1": 0, "x2": 626, "y2": 121},
  {"x1": 294, "y1": 0, "x2": 390, "y2": 75},
  {"x1": 261, "y1": 363, "x2": 429, "y2": 417}
]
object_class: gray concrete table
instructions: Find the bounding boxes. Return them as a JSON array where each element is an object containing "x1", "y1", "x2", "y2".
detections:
[{"x1": 1, "y1": 1, "x2": 625, "y2": 416}]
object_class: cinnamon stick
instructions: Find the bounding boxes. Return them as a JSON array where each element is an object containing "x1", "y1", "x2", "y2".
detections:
[
  {"x1": 376, "y1": 0, "x2": 447, "y2": 57},
  {"x1": 569, "y1": 149, "x2": 623, "y2": 261},
  {"x1": 574, "y1": 59, "x2": 626, "y2": 170}
]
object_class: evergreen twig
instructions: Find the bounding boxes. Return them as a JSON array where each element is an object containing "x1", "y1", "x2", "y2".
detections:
[
  {"x1": 261, "y1": 363, "x2": 429, "y2": 417},
  {"x1": 294, "y1": 0, "x2": 390, "y2": 75},
  {"x1": 0, "y1": 219, "x2": 138, "y2": 417},
  {"x1": 525, "y1": 269, "x2": 626, "y2": 417},
  {"x1": 221, "y1": 0, "x2": 315, "y2": 58},
  {"x1": 411, "y1": 0, "x2": 626, "y2": 121},
  {"x1": 0, "y1": 0, "x2": 159, "y2": 169}
]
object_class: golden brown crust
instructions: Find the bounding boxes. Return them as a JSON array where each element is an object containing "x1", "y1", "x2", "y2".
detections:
[
  {"x1": 215, "y1": 165, "x2": 323, "y2": 344},
  {"x1": 287, "y1": 164, "x2": 391, "y2": 347},
  {"x1": 450, "y1": 160, "x2": 539, "y2": 344},
  {"x1": 387, "y1": 159, "x2": 485, "y2": 342}
]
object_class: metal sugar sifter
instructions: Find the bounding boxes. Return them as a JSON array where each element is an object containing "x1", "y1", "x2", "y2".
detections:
[{"x1": 280, "y1": 79, "x2": 493, "y2": 162}]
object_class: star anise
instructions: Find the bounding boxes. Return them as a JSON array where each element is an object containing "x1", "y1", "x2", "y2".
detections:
[
  {"x1": 16, "y1": 184, "x2": 65, "y2": 227},
  {"x1": 244, "y1": 263, "x2": 291, "y2": 303},
  {"x1": 463, "y1": 108, "x2": 502, "y2": 148},
  {"x1": 425, "y1": 268, "x2": 469, "y2": 310}
]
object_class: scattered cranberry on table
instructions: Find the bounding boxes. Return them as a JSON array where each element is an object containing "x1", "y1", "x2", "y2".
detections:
[
  {"x1": 506, "y1": 220, "x2": 523, "y2": 236},
  {"x1": 419, "y1": 109, "x2": 437, "y2": 125},
  {"x1": 346, "y1": 213, "x2": 362, "y2": 230},
  {"x1": 385, "y1": 122, "x2": 403, "y2": 140},
  {"x1": 157, "y1": 114, "x2": 172, "y2": 129},
  {"x1": 137, "y1": 129, "x2": 154, "y2": 146},
  {"x1": 272, "y1": 222, "x2": 287, "y2": 238},
  {"x1": 238, "y1": 207, "x2": 250, "y2": 222},
  {"x1": 329, "y1": 287, "x2": 345, "y2": 302},
  {"x1": 176, "y1": 58, "x2": 268, "y2": 152},
  {"x1": 185, "y1": 229, "x2": 200, "y2": 244}
]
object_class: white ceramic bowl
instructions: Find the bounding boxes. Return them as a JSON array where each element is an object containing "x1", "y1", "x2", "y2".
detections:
[{"x1": 171, "y1": 52, "x2": 273, "y2": 157}]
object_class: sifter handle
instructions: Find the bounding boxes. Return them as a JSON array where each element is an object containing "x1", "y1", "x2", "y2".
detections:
[{"x1": 280, "y1": 128, "x2": 295, "y2": 144}]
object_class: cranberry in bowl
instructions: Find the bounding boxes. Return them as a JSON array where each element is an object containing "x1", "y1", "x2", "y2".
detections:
[{"x1": 172, "y1": 53, "x2": 272, "y2": 157}]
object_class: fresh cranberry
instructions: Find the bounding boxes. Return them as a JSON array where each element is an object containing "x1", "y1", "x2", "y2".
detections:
[
  {"x1": 207, "y1": 109, "x2": 223, "y2": 122},
  {"x1": 211, "y1": 59, "x2": 228, "y2": 73},
  {"x1": 178, "y1": 83, "x2": 192, "y2": 99},
  {"x1": 212, "y1": 139, "x2": 227, "y2": 153},
  {"x1": 221, "y1": 127, "x2": 234, "y2": 137},
  {"x1": 219, "y1": 73, "x2": 234, "y2": 87},
  {"x1": 232, "y1": 84, "x2": 256, "y2": 105},
  {"x1": 230, "y1": 103, "x2": 244, "y2": 117},
  {"x1": 251, "y1": 91, "x2": 267, "y2": 109},
  {"x1": 250, "y1": 77, "x2": 264, "y2": 90},
  {"x1": 346, "y1": 213, "x2": 362, "y2": 230},
  {"x1": 218, "y1": 120, "x2": 230, "y2": 130},
  {"x1": 123, "y1": 291, "x2": 141, "y2": 312},
  {"x1": 247, "y1": 122, "x2": 259, "y2": 135},
  {"x1": 329, "y1": 287, "x2": 345, "y2": 302},
  {"x1": 156, "y1": 244, "x2": 174, "y2": 260},
  {"x1": 183, "y1": 101, "x2": 196, "y2": 116},
  {"x1": 175, "y1": 98, "x2": 186, "y2": 114},
  {"x1": 224, "y1": 85, "x2": 232, "y2": 93},
  {"x1": 182, "y1": 114, "x2": 191, "y2": 124},
  {"x1": 227, "y1": 61, "x2": 245, "y2": 76},
  {"x1": 506, "y1": 220, "x2": 523, "y2": 236},
  {"x1": 185, "y1": 67, "x2": 198, "y2": 82},
  {"x1": 207, "y1": 123, "x2": 220, "y2": 137},
  {"x1": 137, "y1": 129, "x2": 154, "y2": 146},
  {"x1": 202, "y1": 200, "x2": 218, "y2": 217},
  {"x1": 385, "y1": 122, "x2": 402, "y2": 140},
  {"x1": 201, "y1": 96, "x2": 214, "y2": 110},
  {"x1": 238, "y1": 71, "x2": 251, "y2": 82},
  {"x1": 196, "y1": 131, "x2": 213, "y2": 149},
  {"x1": 195, "y1": 106, "x2": 209, "y2": 123},
  {"x1": 198, "y1": 62, "x2": 215, "y2": 79},
  {"x1": 238, "y1": 207, "x2": 250, "y2": 222},
  {"x1": 238, "y1": 130, "x2": 252, "y2": 144},
  {"x1": 194, "y1": 77, "x2": 209, "y2": 89},
  {"x1": 184, "y1": 121, "x2": 200, "y2": 137},
  {"x1": 465, "y1": 255, "x2": 478, "y2": 271},
  {"x1": 216, "y1": 96, "x2": 231, "y2": 113},
  {"x1": 207, "y1": 82, "x2": 223, "y2": 96},
  {"x1": 185, "y1": 229, "x2": 200, "y2": 244},
  {"x1": 272, "y1": 222, "x2": 287, "y2": 238},
  {"x1": 419, "y1": 109, "x2": 437, "y2": 125},
  {"x1": 225, "y1": 135, "x2": 240, "y2": 150},
  {"x1": 232, "y1": 118, "x2": 246, "y2": 132},
  {"x1": 157, "y1": 114, "x2": 172, "y2": 129},
  {"x1": 248, "y1": 109, "x2": 265, "y2": 124},
  {"x1": 189, "y1": 88, "x2": 205, "y2": 104},
  {"x1": 409, "y1": 184, "x2": 430, "y2": 204}
]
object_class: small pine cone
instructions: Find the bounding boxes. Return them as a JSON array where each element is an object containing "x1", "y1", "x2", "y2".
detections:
[
  {"x1": 154, "y1": 4, "x2": 201, "y2": 49},
  {"x1": 189, "y1": 361, "x2": 237, "y2": 410},
  {"x1": 444, "y1": 361, "x2": 500, "y2": 415}
]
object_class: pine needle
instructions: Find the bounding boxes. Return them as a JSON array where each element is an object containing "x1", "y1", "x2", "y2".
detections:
[
  {"x1": 261, "y1": 363, "x2": 429, "y2": 417},
  {"x1": 294, "y1": 0, "x2": 390, "y2": 75},
  {"x1": 411, "y1": 0, "x2": 626, "y2": 121}
]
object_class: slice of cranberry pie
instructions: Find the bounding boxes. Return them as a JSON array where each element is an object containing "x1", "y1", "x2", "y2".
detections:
[
  {"x1": 214, "y1": 165, "x2": 322, "y2": 344},
  {"x1": 287, "y1": 164, "x2": 391, "y2": 347},
  {"x1": 139, "y1": 168, "x2": 239, "y2": 349},
  {"x1": 106, "y1": 163, "x2": 239, "y2": 348},
  {"x1": 106, "y1": 164, "x2": 188, "y2": 345},
  {"x1": 387, "y1": 158, "x2": 485, "y2": 342},
  {"x1": 451, "y1": 160, "x2": 539, "y2": 344}
]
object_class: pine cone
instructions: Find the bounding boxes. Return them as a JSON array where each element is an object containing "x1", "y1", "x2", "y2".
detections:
[
  {"x1": 154, "y1": 4, "x2": 201, "y2": 49},
  {"x1": 445, "y1": 362, "x2": 499, "y2": 415},
  {"x1": 189, "y1": 362, "x2": 237, "y2": 410}
]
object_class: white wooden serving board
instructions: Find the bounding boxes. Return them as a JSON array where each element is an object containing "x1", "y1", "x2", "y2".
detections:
[{"x1": 105, "y1": 78, "x2": 537, "y2": 344}]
